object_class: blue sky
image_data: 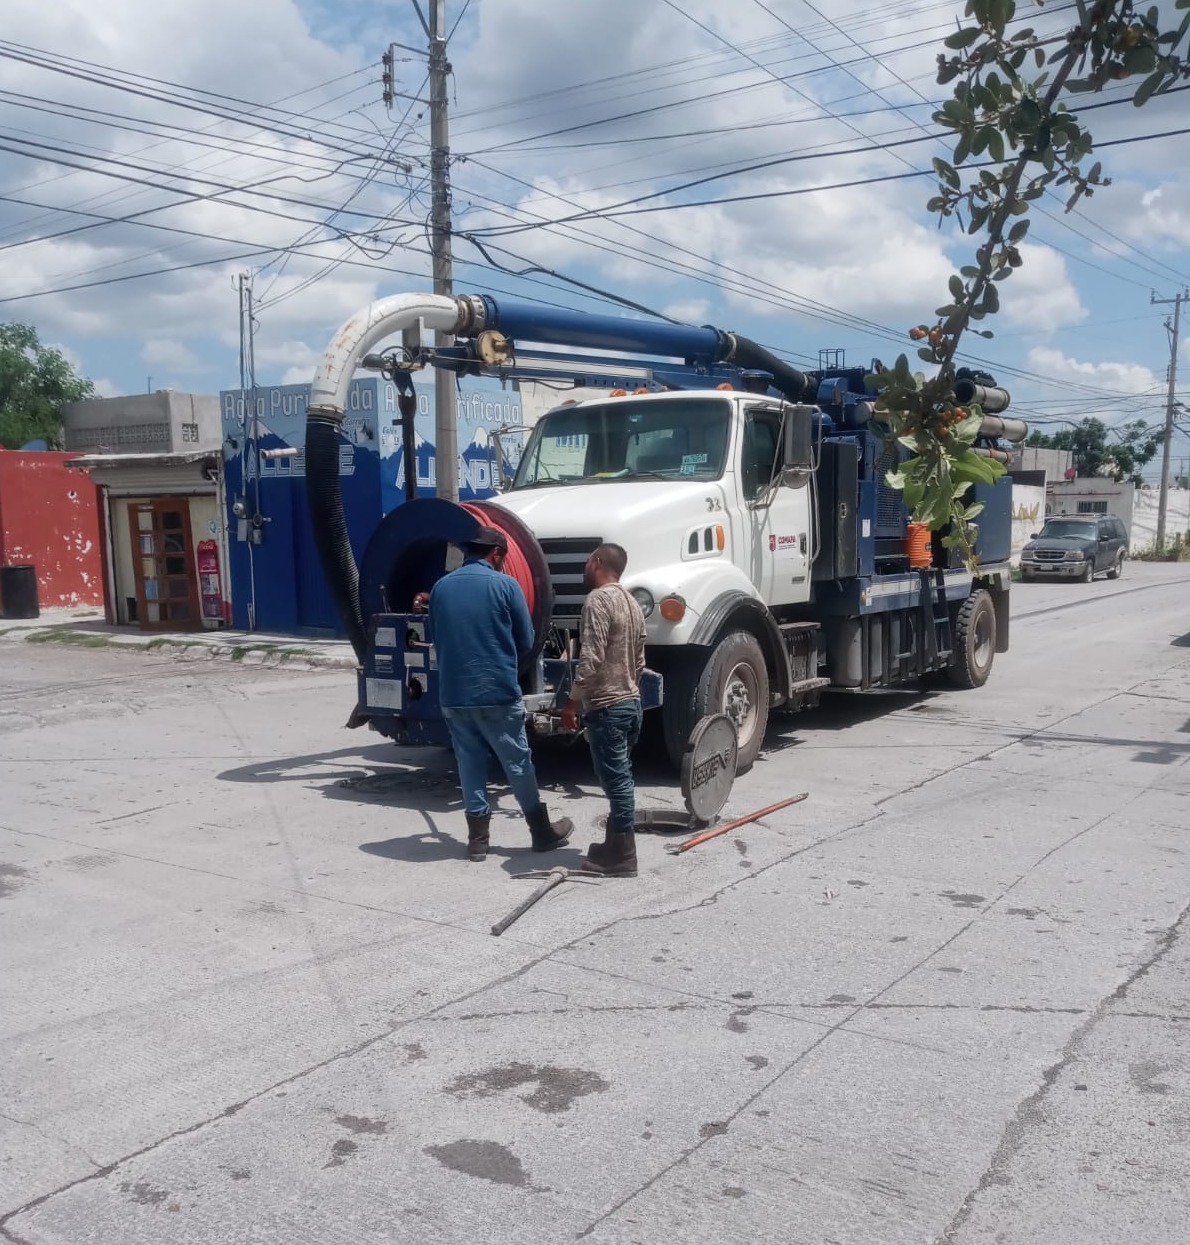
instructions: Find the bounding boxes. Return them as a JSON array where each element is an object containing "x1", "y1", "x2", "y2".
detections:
[{"x1": 1, "y1": 0, "x2": 1187, "y2": 476}]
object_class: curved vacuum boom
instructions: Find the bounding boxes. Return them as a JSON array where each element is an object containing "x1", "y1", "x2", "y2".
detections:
[{"x1": 306, "y1": 295, "x2": 464, "y2": 661}]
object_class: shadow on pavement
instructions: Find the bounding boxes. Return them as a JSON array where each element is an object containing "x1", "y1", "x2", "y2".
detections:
[
  {"x1": 214, "y1": 732, "x2": 626, "y2": 869},
  {"x1": 356, "y1": 812, "x2": 589, "y2": 868},
  {"x1": 759, "y1": 686, "x2": 929, "y2": 757}
]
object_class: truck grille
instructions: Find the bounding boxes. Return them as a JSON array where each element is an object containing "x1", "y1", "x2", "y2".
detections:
[
  {"x1": 1034, "y1": 550, "x2": 1066, "y2": 562},
  {"x1": 538, "y1": 536, "x2": 601, "y2": 623}
]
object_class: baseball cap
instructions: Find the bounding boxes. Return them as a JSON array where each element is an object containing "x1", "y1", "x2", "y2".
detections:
[{"x1": 468, "y1": 525, "x2": 508, "y2": 552}]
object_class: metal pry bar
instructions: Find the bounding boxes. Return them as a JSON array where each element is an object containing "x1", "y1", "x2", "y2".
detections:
[{"x1": 491, "y1": 866, "x2": 595, "y2": 937}]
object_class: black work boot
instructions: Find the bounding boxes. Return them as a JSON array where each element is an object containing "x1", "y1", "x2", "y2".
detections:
[
  {"x1": 465, "y1": 811, "x2": 491, "y2": 862},
  {"x1": 582, "y1": 831, "x2": 637, "y2": 878},
  {"x1": 526, "y1": 804, "x2": 573, "y2": 852},
  {"x1": 584, "y1": 823, "x2": 615, "y2": 869}
]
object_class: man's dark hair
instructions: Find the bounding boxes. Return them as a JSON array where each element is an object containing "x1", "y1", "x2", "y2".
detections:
[{"x1": 594, "y1": 542, "x2": 627, "y2": 577}]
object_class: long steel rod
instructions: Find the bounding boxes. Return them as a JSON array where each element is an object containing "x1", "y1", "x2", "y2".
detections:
[{"x1": 670, "y1": 793, "x2": 808, "y2": 853}]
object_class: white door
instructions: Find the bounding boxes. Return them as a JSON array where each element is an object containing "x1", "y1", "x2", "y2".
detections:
[{"x1": 739, "y1": 406, "x2": 811, "y2": 606}]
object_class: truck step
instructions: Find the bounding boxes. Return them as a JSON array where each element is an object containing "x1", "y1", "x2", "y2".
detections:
[
  {"x1": 787, "y1": 676, "x2": 830, "y2": 697},
  {"x1": 779, "y1": 621, "x2": 821, "y2": 635}
]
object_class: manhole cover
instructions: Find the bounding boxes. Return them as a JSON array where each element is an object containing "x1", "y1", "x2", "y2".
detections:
[{"x1": 680, "y1": 713, "x2": 738, "y2": 825}]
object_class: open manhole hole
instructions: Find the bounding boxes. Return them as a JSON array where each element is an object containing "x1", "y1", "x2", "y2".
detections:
[{"x1": 636, "y1": 713, "x2": 738, "y2": 833}]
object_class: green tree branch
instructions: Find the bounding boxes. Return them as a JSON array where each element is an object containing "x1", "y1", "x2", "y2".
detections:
[{"x1": 872, "y1": 0, "x2": 1190, "y2": 569}]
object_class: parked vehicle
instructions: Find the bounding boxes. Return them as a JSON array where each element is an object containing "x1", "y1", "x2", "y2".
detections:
[
  {"x1": 302, "y1": 292, "x2": 1026, "y2": 772},
  {"x1": 1020, "y1": 514, "x2": 1128, "y2": 582}
]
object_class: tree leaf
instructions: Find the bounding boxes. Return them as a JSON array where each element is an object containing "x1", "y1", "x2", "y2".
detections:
[
  {"x1": 1124, "y1": 45, "x2": 1159, "y2": 75},
  {"x1": 1133, "y1": 68, "x2": 1165, "y2": 106},
  {"x1": 951, "y1": 450, "x2": 1002, "y2": 484},
  {"x1": 932, "y1": 157, "x2": 961, "y2": 189},
  {"x1": 954, "y1": 410, "x2": 984, "y2": 441}
]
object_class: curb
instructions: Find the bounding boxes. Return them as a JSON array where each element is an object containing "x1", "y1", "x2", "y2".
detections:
[{"x1": 0, "y1": 626, "x2": 358, "y2": 673}]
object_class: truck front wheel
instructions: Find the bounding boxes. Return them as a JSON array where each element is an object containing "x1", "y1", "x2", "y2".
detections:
[
  {"x1": 701, "y1": 632, "x2": 770, "y2": 773},
  {"x1": 946, "y1": 589, "x2": 996, "y2": 689},
  {"x1": 663, "y1": 631, "x2": 770, "y2": 774}
]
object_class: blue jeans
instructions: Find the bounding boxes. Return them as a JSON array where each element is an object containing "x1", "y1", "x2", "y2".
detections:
[
  {"x1": 585, "y1": 699, "x2": 643, "y2": 834},
  {"x1": 442, "y1": 703, "x2": 542, "y2": 818}
]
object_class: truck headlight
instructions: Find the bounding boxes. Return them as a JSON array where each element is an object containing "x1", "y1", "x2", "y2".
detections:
[
  {"x1": 1064, "y1": 551, "x2": 1085, "y2": 562},
  {"x1": 630, "y1": 587, "x2": 655, "y2": 618}
]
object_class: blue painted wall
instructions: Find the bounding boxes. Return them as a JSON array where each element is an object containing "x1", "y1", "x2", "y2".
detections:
[{"x1": 220, "y1": 377, "x2": 524, "y2": 637}]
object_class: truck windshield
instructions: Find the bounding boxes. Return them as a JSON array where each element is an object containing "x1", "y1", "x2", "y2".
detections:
[
  {"x1": 1039, "y1": 520, "x2": 1097, "y2": 541},
  {"x1": 511, "y1": 397, "x2": 731, "y2": 489}
]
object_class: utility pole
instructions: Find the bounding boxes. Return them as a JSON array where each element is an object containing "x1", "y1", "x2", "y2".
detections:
[
  {"x1": 383, "y1": 4, "x2": 455, "y2": 499},
  {"x1": 424, "y1": 0, "x2": 457, "y2": 501},
  {"x1": 1152, "y1": 288, "x2": 1188, "y2": 551}
]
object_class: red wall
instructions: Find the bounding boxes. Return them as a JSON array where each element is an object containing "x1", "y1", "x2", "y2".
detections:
[{"x1": 0, "y1": 452, "x2": 105, "y2": 609}]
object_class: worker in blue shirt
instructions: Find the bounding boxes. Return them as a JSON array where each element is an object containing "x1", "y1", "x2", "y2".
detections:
[{"x1": 428, "y1": 526, "x2": 573, "y2": 861}]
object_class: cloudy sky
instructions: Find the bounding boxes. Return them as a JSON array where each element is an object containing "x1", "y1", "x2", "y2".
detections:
[{"x1": 2, "y1": 0, "x2": 1188, "y2": 473}]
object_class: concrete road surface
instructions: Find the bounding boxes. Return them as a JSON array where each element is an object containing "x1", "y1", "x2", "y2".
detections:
[{"x1": 1, "y1": 563, "x2": 1188, "y2": 1244}]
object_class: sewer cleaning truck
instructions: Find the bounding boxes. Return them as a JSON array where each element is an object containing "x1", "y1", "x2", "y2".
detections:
[{"x1": 303, "y1": 292, "x2": 1025, "y2": 772}]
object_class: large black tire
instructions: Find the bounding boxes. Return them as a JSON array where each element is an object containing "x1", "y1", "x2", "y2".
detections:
[
  {"x1": 662, "y1": 631, "x2": 770, "y2": 774},
  {"x1": 1107, "y1": 550, "x2": 1124, "y2": 579},
  {"x1": 1081, "y1": 557, "x2": 1095, "y2": 583},
  {"x1": 946, "y1": 590, "x2": 996, "y2": 690}
]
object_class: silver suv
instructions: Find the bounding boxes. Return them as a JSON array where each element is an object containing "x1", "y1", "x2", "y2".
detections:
[{"x1": 1020, "y1": 515, "x2": 1128, "y2": 582}]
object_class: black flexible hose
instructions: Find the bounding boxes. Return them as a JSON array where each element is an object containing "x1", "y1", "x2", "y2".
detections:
[
  {"x1": 723, "y1": 335, "x2": 811, "y2": 403},
  {"x1": 306, "y1": 414, "x2": 367, "y2": 661}
]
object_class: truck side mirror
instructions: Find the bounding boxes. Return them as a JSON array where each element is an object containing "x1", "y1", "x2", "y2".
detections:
[{"x1": 782, "y1": 404, "x2": 815, "y2": 479}]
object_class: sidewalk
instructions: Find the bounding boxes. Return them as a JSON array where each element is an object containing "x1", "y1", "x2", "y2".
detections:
[{"x1": 0, "y1": 607, "x2": 358, "y2": 671}]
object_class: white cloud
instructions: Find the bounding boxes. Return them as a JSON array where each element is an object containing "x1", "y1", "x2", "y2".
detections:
[
  {"x1": 663, "y1": 298, "x2": 712, "y2": 323},
  {"x1": 995, "y1": 245, "x2": 1086, "y2": 331},
  {"x1": 254, "y1": 338, "x2": 327, "y2": 386},
  {"x1": 141, "y1": 339, "x2": 202, "y2": 372},
  {"x1": 1136, "y1": 185, "x2": 1190, "y2": 249},
  {"x1": 1026, "y1": 347, "x2": 1158, "y2": 395}
]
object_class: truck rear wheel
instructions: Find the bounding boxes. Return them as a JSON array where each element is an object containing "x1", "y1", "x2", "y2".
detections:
[{"x1": 946, "y1": 589, "x2": 996, "y2": 689}]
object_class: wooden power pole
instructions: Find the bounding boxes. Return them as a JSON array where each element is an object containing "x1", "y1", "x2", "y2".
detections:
[{"x1": 1152, "y1": 289, "x2": 1188, "y2": 551}]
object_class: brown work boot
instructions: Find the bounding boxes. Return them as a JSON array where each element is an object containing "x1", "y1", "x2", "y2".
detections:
[
  {"x1": 582, "y1": 831, "x2": 637, "y2": 878},
  {"x1": 465, "y1": 811, "x2": 490, "y2": 862},
  {"x1": 584, "y1": 823, "x2": 614, "y2": 869},
  {"x1": 526, "y1": 804, "x2": 573, "y2": 852}
]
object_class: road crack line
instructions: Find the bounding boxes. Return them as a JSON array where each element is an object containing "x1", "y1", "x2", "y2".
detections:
[{"x1": 935, "y1": 896, "x2": 1190, "y2": 1244}]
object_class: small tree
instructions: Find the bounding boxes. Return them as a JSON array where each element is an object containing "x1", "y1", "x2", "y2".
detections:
[
  {"x1": 871, "y1": 0, "x2": 1190, "y2": 567},
  {"x1": 1026, "y1": 417, "x2": 1161, "y2": 482},
  {"x1": 0, "y1": 323, "x2": 96, "y2": 450}
]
